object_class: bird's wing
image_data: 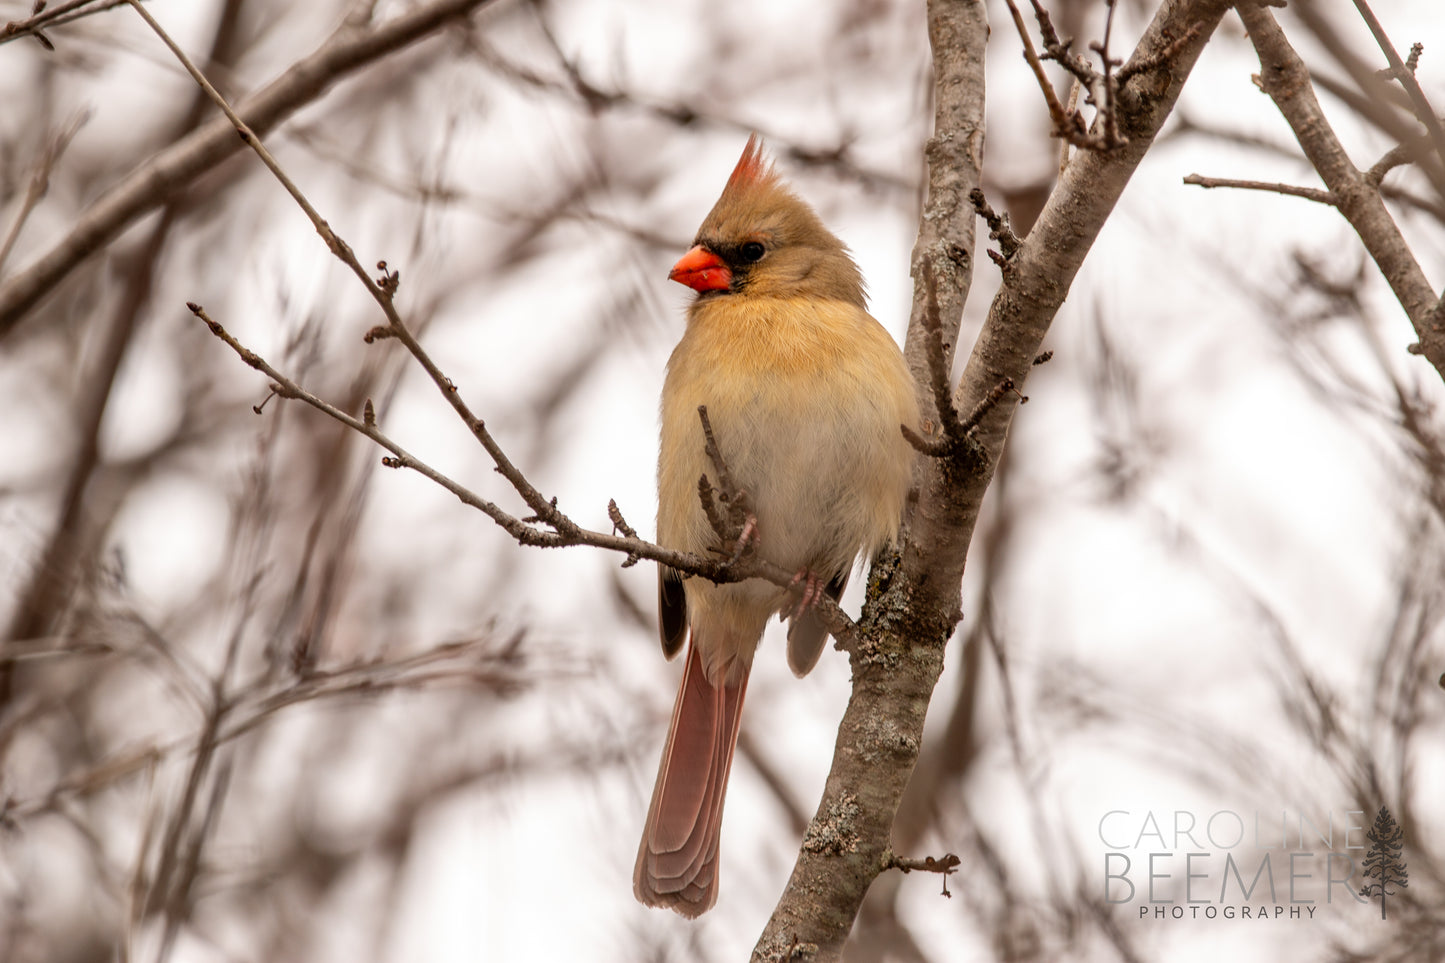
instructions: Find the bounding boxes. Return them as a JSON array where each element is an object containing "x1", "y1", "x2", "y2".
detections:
[{"x1": 658, "y1": 566, "x2": 688, "y2": 659}]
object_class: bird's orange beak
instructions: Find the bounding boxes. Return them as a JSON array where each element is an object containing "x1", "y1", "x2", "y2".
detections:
[{"x1": 669, "y1": 245, "x2": 731, "y2": 293}]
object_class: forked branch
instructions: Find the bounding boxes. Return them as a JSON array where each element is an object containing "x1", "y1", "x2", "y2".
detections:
[{"x1": 1236, "y1": 1, "x2": 1445, "y2": 376}]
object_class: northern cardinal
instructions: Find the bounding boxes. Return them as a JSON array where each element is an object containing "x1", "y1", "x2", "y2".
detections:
[{"x1": 633, "y1": 136, "x2": 919, "y2": 917}]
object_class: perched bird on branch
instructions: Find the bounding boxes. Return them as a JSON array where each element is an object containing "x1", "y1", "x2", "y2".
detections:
[{"x1": 635, "y1": 135, "x2": 919, "y2": 917}]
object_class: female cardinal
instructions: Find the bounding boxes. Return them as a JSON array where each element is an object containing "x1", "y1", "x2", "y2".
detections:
[{"x1": 634, "y1": 135, "x2": 919, "y2": 917}]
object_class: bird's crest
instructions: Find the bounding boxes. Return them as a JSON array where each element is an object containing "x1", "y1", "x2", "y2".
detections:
[{"x1": 724, "y1": 133, "x2": 777, "y2": 195}]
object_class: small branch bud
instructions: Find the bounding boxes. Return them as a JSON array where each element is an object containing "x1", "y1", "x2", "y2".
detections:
[
  {"x1": 607, "y1": 499, "x2": 642, "y2": 568},
  {"x1": 252, "y1": 387, "x2": 278, "y2": 415},
  {"x1": 374, "y1": 260, "x2": 400, "y2": 295}
]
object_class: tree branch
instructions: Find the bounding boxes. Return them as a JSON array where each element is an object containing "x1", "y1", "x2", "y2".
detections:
[
  {"x1": 1000, "y1": 0, "x2": 1092, "y2": 148},
  {"x1": 1236, "y1": 2, "x2": 1445, "y2": 377},
  {"x1": 753, "y1": 0, "x2": 1231, "y2": 958},
  {"x1": 0, "y1": 0, "x2": 501, "y2": 338},
  {"x1": 1182, "y1": 172, "x2": 1337, "y2": 205},
  {"x1": 900, "y1": 261, "x2": 1000, "y2": 462},
  {"x1": 881, "y1": 852, "x2": 962, "y2": 898},
  {"x1": 0, "y1": 0, "x2": 129, "y2": 49},
  {"x1": 756, "y1": 0, "x2": 989, "y2": 956},
  {"x1": 1348, "y1": 0, "x2": 1445, "y2": 173},
  {"x1": 187, "y1": 301, "x2": 856, "y2": 640}
]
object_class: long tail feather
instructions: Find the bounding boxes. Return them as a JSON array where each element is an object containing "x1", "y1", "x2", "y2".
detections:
[{"x1": 633, "y1": 637, "x2": 748, "y2": 917}]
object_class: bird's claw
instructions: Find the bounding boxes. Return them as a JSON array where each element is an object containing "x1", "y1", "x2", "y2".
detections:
[
  {"x1": 785, "y1": 568, "x2": 823, "y2": 620},
  {"x1": 727, "y1": 512, "x2": 759, "y2": 565}
]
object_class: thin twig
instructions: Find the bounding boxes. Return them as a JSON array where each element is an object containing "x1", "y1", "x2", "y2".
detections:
[
  {"x1": 921, "y1": 263, "x2": 959, "y2": 436},
  {"x1": 972, "y1": 187, "x2": 1022, "y2": 279},
  {"x1": 1059, "y1": 80, "x2": 1081, "y2": 174},
  {"x1": 1182, "y1": 173, "x2": 1337, "y2": 205},
  {"x1": 1176, "y1": 113, "x2": 1445, "y2": 219},
  {"x1": 1350, "y1": 0, "x2": 1445, "y2": 173},
  {"x1": 901, "y1": 264, "x2": 1024, "y2": 463},
  {"x1": 1366, "y1": 141, "x2": 1418, "y2": 185},
  {"x1": 958, "y1": 378, "x2": 1023, "y2": 436},
  {"x1": 696, "y1": 474, "x2": 729, "y2": 544},
  {"x1": 1090, "y1": 0, "x2": 1124, "y2": 148},
  {"x1": 1001, "y1": 0, "x2": 1090, "y2": 147},
  {"x1": 187, "y1": 304, "x2": 559, "y2": 547},
  {"x1": 971, "y1": 188, "x2": 1021, "y2": 260},
  {"x1": 697, "y1": 405, "x2": 740, "y2": 501},
  {"x1": 0, "y1": 112, "x2": 87, "y2": 275},
  {"x1": 0, "y1": 0, "x2": 130, "y2": 48},
  {"x1": 696, "y1": 405, "x2": 759, "y2": 565},
  {"x1": 1031, "y1": 0, "x2": 1098, "y2": 88},
  {"x1": 905, "y1": 223, "x2": 1025, "y2": 461},
  {"x1": 1005, "y1": 0, "x2": 1136, "y2": 150}
]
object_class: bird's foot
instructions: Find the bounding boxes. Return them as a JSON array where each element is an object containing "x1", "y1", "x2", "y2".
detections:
[
  {"x1": 727, "y1": 512, "x2": 759, "y2": 565},
  {"x1": 785, "y1": 568, "x2": 823, "y2": 620}
]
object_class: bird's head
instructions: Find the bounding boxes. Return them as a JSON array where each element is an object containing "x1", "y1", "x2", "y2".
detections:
[{"x1": 669, "y1": 135, "x2": 866, "y2": 308}]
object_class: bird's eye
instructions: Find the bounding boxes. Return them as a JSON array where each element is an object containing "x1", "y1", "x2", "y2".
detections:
[{"x1": 739, "y1": 241, "x2": 766, "y2": 263}]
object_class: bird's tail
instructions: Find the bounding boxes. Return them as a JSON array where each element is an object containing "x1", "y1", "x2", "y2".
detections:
[{"x1": 633, "y1": 636, "x2": 748, "y2": 917}]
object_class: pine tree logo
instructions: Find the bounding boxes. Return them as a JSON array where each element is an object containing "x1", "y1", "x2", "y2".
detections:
[{"x1": 1359, "y1": 806, "x2": 1408, "y2": 920}]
